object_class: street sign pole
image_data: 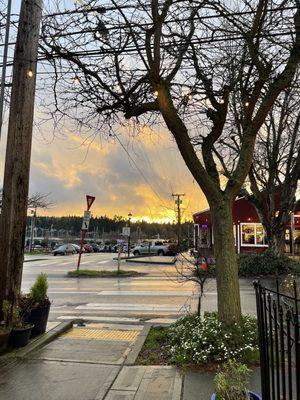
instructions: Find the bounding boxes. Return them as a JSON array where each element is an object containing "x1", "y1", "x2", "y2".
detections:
[{"x1": 77, "y1": 195, "x2": 95, "y2": 271}]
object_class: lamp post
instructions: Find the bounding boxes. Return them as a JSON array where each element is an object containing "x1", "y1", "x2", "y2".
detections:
[{"x1": 128, "y1": 212, "x2": 132, "y2": 257}]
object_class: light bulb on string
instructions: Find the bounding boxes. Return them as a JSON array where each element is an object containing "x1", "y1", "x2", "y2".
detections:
[
  {"x1": 245, "y1": 101, "x2": 250, "y2": 107},
  {"x1": 153, "y1": 90, "x2": 159, "y2": 97},
  {"x1": 27, "y1": 69, "x2": 33, "y2": 78},
  {"x1": 219, "y1": 98, "x2": 225, "y2": 104},
  {"x1": 73, "y1": 76, "x2": 80, "y2": 85}
]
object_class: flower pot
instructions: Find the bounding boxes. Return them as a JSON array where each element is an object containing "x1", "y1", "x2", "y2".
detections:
[
  {"x1": 0, "y1": 328, "x2": 12, "y2": 353},
  {"x1": 211, "y1": 392, "x2": 262, "y2": 400},
  {"x1": 9, "y1": 324, "x2": 34, "y2": 348},
  {"x1": 25, "y1": 301, "x2": 50, "y2": 336}
]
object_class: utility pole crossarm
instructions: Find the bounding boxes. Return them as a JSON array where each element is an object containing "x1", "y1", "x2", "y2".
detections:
[{"x1": 172, "y1": 193, "x2": 185, "y2": 250}]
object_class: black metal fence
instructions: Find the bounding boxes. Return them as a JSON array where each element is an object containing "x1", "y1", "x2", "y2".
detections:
[{"x1": 254, "y1": 280, "x2": 300, "y2": 400}]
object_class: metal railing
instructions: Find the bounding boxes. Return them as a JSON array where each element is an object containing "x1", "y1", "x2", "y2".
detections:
[{"x1": 254, "y1": 280, "x2": 300, "y2": 400}]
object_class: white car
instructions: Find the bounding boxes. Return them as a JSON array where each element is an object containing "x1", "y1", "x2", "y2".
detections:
[{"x1": 132, "y1": 241, "x2": 177, "y2": 256}]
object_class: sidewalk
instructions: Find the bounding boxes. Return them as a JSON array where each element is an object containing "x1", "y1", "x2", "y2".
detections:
[{"x1": 0, "y1": 322, "x2": 261, "y2": 400}]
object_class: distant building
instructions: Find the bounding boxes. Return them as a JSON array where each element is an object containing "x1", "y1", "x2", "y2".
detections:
[{"x1": 193, "y1": 197, "x2": 300, "y2": 254}]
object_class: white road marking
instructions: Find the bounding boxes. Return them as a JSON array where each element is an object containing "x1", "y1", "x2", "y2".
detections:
[
  {"x1": 56, "y1": 316, "x2": 141, "y2": 323},
  {"x1": 76, "y1": 303, "x2": 182, "y2": 311},
  {"x1": 97, "y1": 290, "x2": 196, "y2": 297}
]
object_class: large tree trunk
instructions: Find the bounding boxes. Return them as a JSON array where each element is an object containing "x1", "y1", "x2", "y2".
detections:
[
  {"x1": 266, "y1": 226, "x2": 286, "y2": 256},
  {"x1": 210, "y1": 200, "x2": 241, "y2": 323}
]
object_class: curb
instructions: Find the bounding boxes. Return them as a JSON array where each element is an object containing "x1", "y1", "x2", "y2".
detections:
[
  {"x1": 14, "y1": 321, "x2": 73, "y2": 359},
  {"x1": 126, "y1": 257, "x2": 176, "y2": 265},
  {"x1": 124, "y1": 325, "x2": 151, "y2": 365}
]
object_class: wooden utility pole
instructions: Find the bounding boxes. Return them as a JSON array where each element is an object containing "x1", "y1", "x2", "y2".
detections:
[
  {"x1": 172, "y1": 193, "x2": 185, "y2": 250},
  {"x1": 0, "y1": 0, "x2": 43, "y2": 317}
]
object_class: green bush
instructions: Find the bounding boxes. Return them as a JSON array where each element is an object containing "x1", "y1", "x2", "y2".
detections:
[
  {"x1": 237, "y1": 249, "x2": 300, "y2": 277},
  {"x1": 166, "y1": 313, "x2": 259, "y2": 365},
  {"x1": 30, "y1": 273, "x2": 48, "y2": 304},
  {"x1": 214, "y1": 360, "x2": 250, "y2": 400}
]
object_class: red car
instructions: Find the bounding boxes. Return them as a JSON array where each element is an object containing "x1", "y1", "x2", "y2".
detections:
[{"x1": 83, "y1": 244, "x2": 94, "y2": 253}]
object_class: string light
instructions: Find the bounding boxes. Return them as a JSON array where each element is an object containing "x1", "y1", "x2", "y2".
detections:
[
  {"x1": 188, "y1": 94, "x2": 192, "y2": 100},
  {"x1": 154, "y1": 90, "x2": 159, "y2": 97},
  {"x1": 219, "y1": 99, "x2": 225, "y2": 104},
  {"x1": 27, "y1": 69, "x2": 33, "y2": 78},
  {"x1": 73, "y1": 76, "x2": 80, "y2": 84},
  {"x1": 245, "y1": 101, "x2": 250, "y2": 107}
]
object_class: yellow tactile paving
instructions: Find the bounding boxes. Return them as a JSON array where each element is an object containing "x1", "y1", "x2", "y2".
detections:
[{"x1": 62, "y1": 328, "x2": 140, "y2": 342}]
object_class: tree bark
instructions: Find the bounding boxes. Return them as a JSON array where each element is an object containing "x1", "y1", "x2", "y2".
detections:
[{"x1": 210, "y1": 200, "x2": 242, "y2": 323}]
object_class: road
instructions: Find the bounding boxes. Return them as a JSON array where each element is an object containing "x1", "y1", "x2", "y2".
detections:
[{"x1": 22, "y1": 253, "x2": 258, "y2": 324}]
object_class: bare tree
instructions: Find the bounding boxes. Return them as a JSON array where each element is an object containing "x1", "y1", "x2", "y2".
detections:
[
  {"x1": 40, "y1": 0, "x2": 300, "y2": 323},
  {"x1": 175, "y1": 254, "x2": 211, "y2": 316},
  {"x1": 217, "y1": 75, "x2": 300, "y2": 256},
  {"x1": 0, "y1": 190, "x2": 54, "y2": 210},
  {"x1": 247, "y1": 85, "x2": 300, "y2": 255}
]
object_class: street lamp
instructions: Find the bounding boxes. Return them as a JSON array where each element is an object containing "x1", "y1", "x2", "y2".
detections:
[{"x1": 128, "y1": 212, "x2": 132, "y2": 257}]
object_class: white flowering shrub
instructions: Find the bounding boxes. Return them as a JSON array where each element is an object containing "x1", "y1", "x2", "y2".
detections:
[{"x1": 166, "y1": 313, "x2": 258, "y2": 365}]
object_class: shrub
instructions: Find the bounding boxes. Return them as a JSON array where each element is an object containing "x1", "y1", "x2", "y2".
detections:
[
  {"x1": 166, "y1": 313, "x2": 259, "y2": 365},
  {"x1": 214, "y1": 360, "x2": 250, "y2": 400},
  {"x1": 237, "y1": 249, "x2": 300, "y2": 277},
  {"x1": 30, "y1": 273, "x2": 48, "y2": 304}
]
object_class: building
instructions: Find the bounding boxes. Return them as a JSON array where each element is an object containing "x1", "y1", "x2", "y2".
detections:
[{"x1": 193, "y1": 197, "x2": 300, "y2": 254}]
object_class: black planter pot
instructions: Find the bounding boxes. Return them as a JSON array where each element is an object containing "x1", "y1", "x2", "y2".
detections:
[
  {"x1": 25, "y1": 302, "x2": 50, "y2": 336},
  {"x1": 9, "y1": 324, "x2": 34, "y2": 348},
  {"x1": 0, "y1": 328, "x2": 12, "y2": 353}
]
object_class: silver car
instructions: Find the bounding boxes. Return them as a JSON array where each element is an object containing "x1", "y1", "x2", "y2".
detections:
[
  {"x1": 53, "y1": 244, "x2": 76, "y2": 256},
  {"x1": 132, "y1": 241, "x2": 174, "y2": 256}
]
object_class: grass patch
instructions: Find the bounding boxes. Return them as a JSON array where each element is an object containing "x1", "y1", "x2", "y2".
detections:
[
  {"x1": 67, "y1": 269, "x2": 146, "y2": 278},
  {"x1": 136, "y1": 326, "x2": 169, "y2": 365},
  {"x1": 136, "y1": 313, "x2": 260, "y2": 368}
]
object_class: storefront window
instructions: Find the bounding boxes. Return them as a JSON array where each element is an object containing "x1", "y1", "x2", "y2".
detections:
[
  {"x1": 242, "y1": 224, "x2": 255, "y2": 244},
  {"x1": 241, "y1": 223, "x2": 266, "y2": 246},
  {"x1": 256, "y1": 225, "x2": 265, "y2": 245},
  {"x1": 200, "y1": 225, "x2": 208, "y2": 245}
]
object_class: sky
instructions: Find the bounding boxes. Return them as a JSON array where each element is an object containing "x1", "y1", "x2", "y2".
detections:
[{"x1": 0, "y1": 0, "x2": 207, "y2": 222}]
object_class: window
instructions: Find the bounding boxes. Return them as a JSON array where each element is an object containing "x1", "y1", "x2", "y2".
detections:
[{"x1": 241, "y1": 223, "x2": 267, "y2": 246}]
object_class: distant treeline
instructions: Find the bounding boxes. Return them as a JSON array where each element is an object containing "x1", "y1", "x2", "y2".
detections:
[{"x1": 28, "y1": 215, "x2": 194, "y2": 239}]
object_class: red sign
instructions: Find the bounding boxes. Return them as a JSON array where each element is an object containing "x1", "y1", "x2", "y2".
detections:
[{"x1": 86, "y1": 195, "x2": 95, "y2": 211}]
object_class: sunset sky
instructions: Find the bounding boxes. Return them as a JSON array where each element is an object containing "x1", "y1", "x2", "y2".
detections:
[
  {"x1": 0, "y1": 0, "x2": 208, "y2": 222},
  {"x1": 0, "y1": 114, "x2": 207, "y2": 222}
]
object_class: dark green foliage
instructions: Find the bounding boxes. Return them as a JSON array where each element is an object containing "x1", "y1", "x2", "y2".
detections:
[
  {"x1": 167, "y1": 313, "x2": 259, "y2": 365},
  {"x1": 30, "y1": 273, "x2": 48, "y2": 304},
  {"x1": 137, "y1": 313, "x2": 259, "y2": 366},
  {"x1": 237, "y1": 249, "x2": 300, "y2": 277},
  {"x1": 136, "y1": 326, "x2": 169, "y2": 365},
  {"x1": 214, "y1": 360, "x2": 250, "y2": 400}
]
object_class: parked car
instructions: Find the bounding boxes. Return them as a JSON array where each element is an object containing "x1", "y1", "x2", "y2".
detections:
[
  {"x1": 132, "y1": 241, "x2": 177, "y2": 256},
  {"x1": 90, "y1": 243, "x2": 101, "y2": 253},
  {"x1": 53, "y1": 244, "x2": 76, "y2": 256},
  {"x1": 83, "y1": 244, "x2": 94, "y2": 253},
  {"x1": 71, "y1": 244, "x2": 82, "y2": 254}
]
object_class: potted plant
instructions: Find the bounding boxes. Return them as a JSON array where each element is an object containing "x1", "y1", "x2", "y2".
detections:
[
  {"x1": 24, "y1": 273, "x2": 51, "y2": 336},
  {"x1": 211, "y1": 360, "x2": 262, "y2": 400},
  {"x1": 9, "y1": 305, "x2": 34, "y2": 348},
  {"x1": 0, "y1": 300, "x2": 12, "y2": 353}
]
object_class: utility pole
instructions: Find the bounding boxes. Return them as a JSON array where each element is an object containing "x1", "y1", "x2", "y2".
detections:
[
  {"x1": 172, "y1": 193, "x2": 185, "y2": 250},
  {"x1": 0, "y1": 0, "x2": 13, "y2": 139},
  {"x1": 127, "y1": 212, "x2": 132, "y2": 257},
  {"x1": 29, "y1": 208, "x2": 37, "y2": 252},
  {"x1": 0, "y1": 0, "x2": 43, "y2": 318}
]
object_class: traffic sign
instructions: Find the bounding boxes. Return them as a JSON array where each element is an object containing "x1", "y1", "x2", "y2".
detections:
[
  {"x1": 122, "y1": 227, "x2": 130, "y2": 236},
  {"x1": 82, "y1": 210, "x2": 91, "y2": 231},
  {"x1": 86, "y1": 195, "x2": 95, "y2": 210}
]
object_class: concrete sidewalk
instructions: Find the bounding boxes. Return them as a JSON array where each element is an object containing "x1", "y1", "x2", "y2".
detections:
[{"x1": 0, "y1": 322, "x2": 261, "y2": 400}]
